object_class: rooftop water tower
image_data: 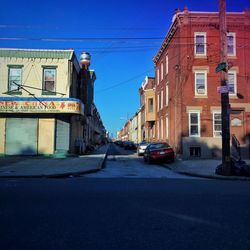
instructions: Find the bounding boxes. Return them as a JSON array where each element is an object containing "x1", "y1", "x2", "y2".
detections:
[{"x1": 80, "y1": 52, "x2": 91, "y2": 69}]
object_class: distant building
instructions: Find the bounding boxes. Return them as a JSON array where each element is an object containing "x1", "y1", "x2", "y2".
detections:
[
  {"x1": 138, "y1": 76, "x2": 156, "y2": 142},
  {"x1": 137, "y1": 108, "x2": 142, "y2": 143},
  {"x1": 130, "y1": 113, "x2": 138, "y2": 144}
]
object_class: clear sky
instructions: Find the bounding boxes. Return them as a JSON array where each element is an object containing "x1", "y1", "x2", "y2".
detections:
[{"x1": 0, "y1": 0, "x2": 249, "y2": 138}]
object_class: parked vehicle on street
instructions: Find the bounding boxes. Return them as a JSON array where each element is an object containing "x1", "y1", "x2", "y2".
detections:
[
  {"x1": 144, "y1": 142, "x2": 175, "y2": 163},
  {"x1": 123, "y1": 141, "x2": 137, "y2": 150},
  {"x1": 137, "y1": 141, "x2": 149, "y2": 156},
  {"x1": 114, "y1": 140, "x2": 123, "y2": 147}
]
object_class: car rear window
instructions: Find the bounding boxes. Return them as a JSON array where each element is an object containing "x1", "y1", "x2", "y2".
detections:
[{"x1": 149, "y1": 143, "x2": 170, "y2": 149}]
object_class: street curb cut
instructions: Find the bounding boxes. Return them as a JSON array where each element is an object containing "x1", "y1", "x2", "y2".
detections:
[{"x1": 0, "y1": 144, "x2": 111, "y2": 179}]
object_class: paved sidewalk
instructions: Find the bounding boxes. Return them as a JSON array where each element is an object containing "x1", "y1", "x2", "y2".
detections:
[
  {"x1": 0, "y1": 144, "x2": 110, "y2": 178},
  {"x1": 165, "y1": 158, "x2": 250, "y2": 180}
]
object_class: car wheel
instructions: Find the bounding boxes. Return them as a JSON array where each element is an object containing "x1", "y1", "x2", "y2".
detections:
[
  {"x1": 147, "y1": 156, "x2": 152, "y2": 164},
  {"x1": 170, "y1": 155, "x2": 175, "y2": 162},
  {"x1": 143, "y1": 156, "x2": 147, "y2": 162}
]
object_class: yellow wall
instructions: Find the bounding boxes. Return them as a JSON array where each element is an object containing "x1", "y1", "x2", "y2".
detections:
[
  {"x1": 137, "y1": 111, "x2": 142, "y2": 143},
  {"x1": 0, "y1": 57, "x2": 70, "y2": 97},
  {"x1": 145, "y1": 89, "x2": 156, "y2": 122},
  {"x1": 38, "y1": 118, "x2": 55, "y2": 155},
  {"x1": 0, "y1": 118, "x2": 5, "y2": 154}
]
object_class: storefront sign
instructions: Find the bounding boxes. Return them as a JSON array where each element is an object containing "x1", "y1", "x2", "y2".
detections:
[{"x1": 0, "y1": 100, "x2": 84, "y2": 114}]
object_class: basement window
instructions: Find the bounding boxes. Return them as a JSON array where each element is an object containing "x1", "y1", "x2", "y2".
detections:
[{"x1": 190, "y1": 146, "x2": 201, "y2": 157}]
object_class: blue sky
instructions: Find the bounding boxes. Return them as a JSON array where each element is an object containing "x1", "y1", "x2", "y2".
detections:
[{"x1": 0, "y1": 0, "x2": 249, "y2": 138}]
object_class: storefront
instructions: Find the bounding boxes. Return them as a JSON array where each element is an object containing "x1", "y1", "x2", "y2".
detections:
[{"x1": 0, "y1": 97, "x2": 84, "y2": 156}]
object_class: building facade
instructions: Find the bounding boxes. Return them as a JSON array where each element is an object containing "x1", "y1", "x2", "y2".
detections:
[
  {"x1": 0, "y1": 48, "x2": 105, "y2": 156},
  {"x1": 138, "y1": 76, "x2": 156, "y2": 143},
  {"x1": 153, "y1": 8, "x2": 250, "y2": 159},
  {"x1": 130, "y1": 113, "x2": 138, "y2": 144}
]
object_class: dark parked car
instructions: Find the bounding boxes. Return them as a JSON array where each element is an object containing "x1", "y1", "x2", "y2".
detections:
[
  {"x1": 114, "y1": 140, "x2": 123, "y2": 147},
  {"x1": 144, "y1": 142, "x2": 174, "y2": 163},
  {"x1": 123, "y1": 141, "x2": 137, "y2": 150}
]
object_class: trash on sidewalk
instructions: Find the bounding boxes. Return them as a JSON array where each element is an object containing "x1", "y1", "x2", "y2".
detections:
[{"x1": 216, "y1": 158, "x2": 250, "y2": 177}]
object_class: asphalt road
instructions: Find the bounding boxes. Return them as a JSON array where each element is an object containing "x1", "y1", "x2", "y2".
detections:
[
  {"x1": 1, "y1": 144, "x2": 250, "y2": 250},
  {"x1": 86, "y1": 143, "x2": 198, "y2": 179}
]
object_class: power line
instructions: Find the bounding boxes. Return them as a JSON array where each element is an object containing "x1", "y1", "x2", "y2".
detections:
[
  {"x1": 1, "y1": 35, "x2": 250, "y2": 42},
  {"x1": 0, "y1": 37, "x2": 164, "y2": 42},
  {"x1": 0, "y1": 24, "x2": 162, "y2": 31},
  {"x1": 95, "y1": 69, "x2": 154, "y2": 94}
]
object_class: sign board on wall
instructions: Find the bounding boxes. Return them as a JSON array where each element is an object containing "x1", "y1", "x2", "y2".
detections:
[{"x1": 0, "y1": 100, "x2": 84, "y2": 114}]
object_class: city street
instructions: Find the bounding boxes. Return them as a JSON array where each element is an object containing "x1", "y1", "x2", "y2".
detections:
[
  {"x1": 1, "y1": 1, "x2": 250, "y2": 249},
  {"x1": 85, "y1": 143, "x2": 198, "y2": 179},
  {"x1": 1, "y1": 144, "x2": 250, "y2": 249}
]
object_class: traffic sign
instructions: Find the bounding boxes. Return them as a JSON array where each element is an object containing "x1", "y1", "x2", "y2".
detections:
[
  {"x1": 217, "y1": 85, "x2": 229, "y2": 93},
  {"x1": 216, "y1": 62, "x2": 227, "y2": 73}
]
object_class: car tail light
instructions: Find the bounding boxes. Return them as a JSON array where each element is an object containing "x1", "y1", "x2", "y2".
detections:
[
  {"x1": 151, "y1": 150, "x2": 161, "y2": 156},
  {"x1": 164, "y1": 148, "x2": 173, "y2": 153}
]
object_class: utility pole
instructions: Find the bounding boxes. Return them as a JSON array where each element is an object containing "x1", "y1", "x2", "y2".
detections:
[{"x1": 219, "y1": 0, "x2": 231, "y2": 175}]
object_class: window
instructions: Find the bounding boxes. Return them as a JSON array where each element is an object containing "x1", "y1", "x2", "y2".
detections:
[
  {"x1": 157, "y1": 68, "x2": 159, "y2": 85},
  {"x1": 160, "y1": 90, "x2": 163, "y2": 109},
  {"x1": 8, "y1": 66, "x2": 23, "y2": 92},
  {"x1": 213, "y1": 112, "x2": 222, "y2": 137},
  {"x1": 228, "y1": 71, "x2": 237, "y2": 95},
  {"x1": 189, "y1": 111, "x2": 200, "y2": 137},
  {"x1": 161, "y1": 118, "x2": 163, "y2": 139},
  {"x1": 194, "y1": 70, "x2": 207, "y2": 96},
  {"x1": 166, "y1": 55, "x2": 168, "y2": 75},
  {"x1": 157, "y1": 121, "x2": 159, "y2": 139},
  {"x1": 227, "y1": 33, "x2": 236, "y2": 56},
  {"x1": 190, "y1": 147, "x2": 201, "y2": 157},
  {"x1": 166, "y1": 83, "x2": 169, "y2": 106},
  {"x1": 166, "y1": 116, "x2": 168, "y2": 139},
  {"x1": 43, "y1": 67, "x2": 56, "y2": 93},
  {"x1": 148, "y1": 98, "x2": 153, "y2": 113},
  {"x1": 194, "y1": 32, "x2": 206, "y2": 56},
  {"x1": 161, "y1": 62, "x2": 164, "y2": 80},
  {"x1": 157, "y1": 93, "x2": 160, "y2": 111}
]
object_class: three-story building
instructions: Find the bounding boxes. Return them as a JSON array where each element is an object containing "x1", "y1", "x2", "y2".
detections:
[{"x1": 153, "y1": 8, "x2": 250, "y2": 159}]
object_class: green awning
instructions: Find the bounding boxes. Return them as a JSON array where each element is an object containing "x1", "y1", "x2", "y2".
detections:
[{"x1": 0, "y1": 49, "x2": 74, "y2": 60}]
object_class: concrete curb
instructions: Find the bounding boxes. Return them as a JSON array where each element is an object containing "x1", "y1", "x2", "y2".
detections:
[
  {"x1": 162, "y1": 163, "x2": 250, "y2": 181},
  {"x1": 0, "y1": 144, "x2": 110, "y2": 179}
]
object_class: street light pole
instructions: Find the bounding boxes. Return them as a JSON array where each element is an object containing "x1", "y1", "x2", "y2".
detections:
[{"x1": 219, "y1": 0, "x2": 231, "y2": 175}]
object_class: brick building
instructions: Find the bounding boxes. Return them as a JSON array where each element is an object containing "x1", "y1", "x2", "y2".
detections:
[{"x1": 153, "y1": 8, "x2": 250, "y2": 159}]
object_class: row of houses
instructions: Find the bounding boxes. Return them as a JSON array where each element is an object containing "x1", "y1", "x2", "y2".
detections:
[
  {"x1": 118, "y1": 7, "x2": 250, "y2": 159},
  {"x1": 0, "y1": 48, "x2": 107, "y2": 156}
]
